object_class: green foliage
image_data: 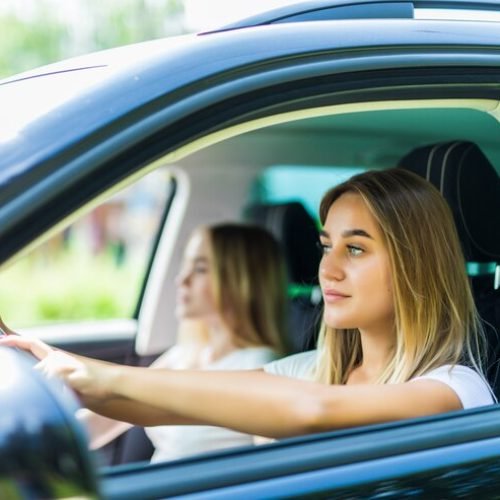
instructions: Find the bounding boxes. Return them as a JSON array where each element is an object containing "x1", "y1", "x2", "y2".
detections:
[
  {"x1": 90, "y1": 0, "x2": 185, "y2": 48},
  {"x1": 0, "y1": 7, "x2": 69, "y2": 77},
  {"x1": 0, "y1": 246, "x2": 143, "y2": 328},
  {"x1": 0, "y1": 0, "x2": 185, "y2": 78}
]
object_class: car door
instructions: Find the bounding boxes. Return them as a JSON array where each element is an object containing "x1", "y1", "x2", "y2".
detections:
[{"x1": 100, "y1": 406, "x2": 500, "y2": 499}]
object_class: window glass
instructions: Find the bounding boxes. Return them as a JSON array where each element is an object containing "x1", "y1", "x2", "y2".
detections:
[
  {"x1": 0, "y1": 168, "x2": 174, "y2": 327},
  {"x1": 251, "y1": 165, "x2": 366, "y2": 220}
]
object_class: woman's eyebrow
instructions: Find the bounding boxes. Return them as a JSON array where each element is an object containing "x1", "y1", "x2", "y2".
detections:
[
  {"x1": 341, "y1": 228, "x2": 373, "y2": 239},
  {"x1": 319, "y1": 229, "x2": 374, "y2": 239},
  {"x1": 193, "y1": 256, "x2": 208, "y2": 263}
]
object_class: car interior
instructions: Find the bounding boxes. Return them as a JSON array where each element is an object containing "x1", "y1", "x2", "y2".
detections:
[{"x1": 4, "y1": 97, "x2": 500, "y2": 469}]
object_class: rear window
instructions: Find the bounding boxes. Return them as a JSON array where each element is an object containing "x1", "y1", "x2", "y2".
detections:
[{"x1": 251, "y1": 165, "x2": 366, "y2": 220}]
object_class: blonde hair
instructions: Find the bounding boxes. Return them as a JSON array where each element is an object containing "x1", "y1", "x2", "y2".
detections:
[
  {"x1": 315, "y1": 168, "x2": 485, "y2": 385},
  {"x1": 204, "y1": 223, "x2": 288, "y2": 354}
]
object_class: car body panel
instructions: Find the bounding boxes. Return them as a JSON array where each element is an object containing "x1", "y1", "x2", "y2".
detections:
[
  {"x1": 0, "y1": 1, "x2": 499, "y2": 497},
  {"x1": 101, "y1": 406, "x2": 500, "y2": 499},
  {"x1": 217, "y1": 0, "x2": 500, "y2": 30}
]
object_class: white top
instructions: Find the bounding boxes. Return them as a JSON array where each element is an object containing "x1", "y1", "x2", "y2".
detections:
[
  {"x1": 263, "y1": 350, "x2": 494, "y2": 409},
  {"x1": 146, "y1": 346, "x2": 280, "y2": 463}
]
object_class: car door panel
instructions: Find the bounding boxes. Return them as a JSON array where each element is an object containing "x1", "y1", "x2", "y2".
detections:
[{"x1": 100, "y1": 407, "x2": 500, "y2": 499}]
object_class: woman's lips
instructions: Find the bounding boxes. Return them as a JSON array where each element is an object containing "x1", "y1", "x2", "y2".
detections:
[{"x1": 323, "y1": 289, "x2": 350, "y2": 303}]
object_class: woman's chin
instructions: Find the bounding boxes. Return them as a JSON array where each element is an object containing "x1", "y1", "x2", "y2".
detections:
[
  {"x1": 176, "y1": 308, "x2": 204, "y2": 321},
  {"x1": 323, "y1": 315, "x2": 355, "y2": 330},
  {"x1": 175, "y1": 306, "x2": 188, "y2": 320}
]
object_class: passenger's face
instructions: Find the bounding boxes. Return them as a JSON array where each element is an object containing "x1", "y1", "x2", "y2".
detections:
[
  {"x1": 175, "y1": 230, "x2": 217, "y2": 320},
  {"x1": 319, "y1": 193, "x2": 394, "y2": 334}
]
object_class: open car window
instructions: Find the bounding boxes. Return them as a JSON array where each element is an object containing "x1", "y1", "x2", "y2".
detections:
[{"x1": 0, "y1": 168, "x2": 175, "y2": 333}]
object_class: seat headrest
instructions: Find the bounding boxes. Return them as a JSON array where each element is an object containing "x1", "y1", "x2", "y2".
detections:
[
  {"x1": 398, "y1": 141, "x2": 500, "y2": 263},
  {"x1": 245, "y1": 201, "x2": 320, "y2": 285}
]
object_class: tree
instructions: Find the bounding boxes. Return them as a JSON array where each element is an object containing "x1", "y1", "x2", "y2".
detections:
[{"x1": 0, "y1": 0, "x2": 185, "y2": 78}]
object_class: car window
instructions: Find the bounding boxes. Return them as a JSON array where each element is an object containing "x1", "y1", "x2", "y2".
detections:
[
  {"x1": 0, "y1": 168, "x2": 174, "y2": 328},
  {"x1": 251, "y1": 164, "x2": 366, "y2": 220}
]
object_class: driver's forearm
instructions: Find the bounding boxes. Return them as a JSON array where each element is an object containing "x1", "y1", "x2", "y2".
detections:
[
  {"x1": 84, "y1": 397, "x2": 205, "y2": 426},
  {"x1": 107, "y1": 367, "x2": 325, "y2": 438},
  {"x1": 76, "y1": 409, "x2": 133, "y2": 449}
]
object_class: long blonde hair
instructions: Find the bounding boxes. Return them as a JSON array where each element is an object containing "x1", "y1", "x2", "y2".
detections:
[
  {"x1": 204, "y1": 223, "x2": 288, "y2": 354},
  {"x1": 315, "y1": 168, "x2": 485, "y2": 385}
]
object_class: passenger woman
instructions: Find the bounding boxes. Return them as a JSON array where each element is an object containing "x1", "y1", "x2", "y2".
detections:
[{"x1": 1, "y1": 168, "x2": 493, "y2": 440}]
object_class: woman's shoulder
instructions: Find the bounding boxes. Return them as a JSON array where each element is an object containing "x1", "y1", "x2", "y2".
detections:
[
  {"x1": 263, "y1": 350, "x2": 317, "y2": 380},
  {"x1": 411, "y1": 364, "x2": 495, "y2": 409}
]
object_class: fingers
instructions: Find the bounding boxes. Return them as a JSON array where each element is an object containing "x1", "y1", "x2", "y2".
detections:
[
  {"x1": 0, "y1": 335, "x2": 53, "y2": 360},
  {"x1": 35, "y1": 351, "x2": 103, "y2": 397},
  {"x1": 35, "y1": 350, "x2": 82, "y2": 378},
  {"x1": 0, "y1": 331, "x2": 113, "y2": 402},
  {"x1": 0, "y1": 332, "x2": 114, "y2": 401}
]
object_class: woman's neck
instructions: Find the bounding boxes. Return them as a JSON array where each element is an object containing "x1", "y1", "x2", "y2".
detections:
[
  {"x1": 201, "y1": 319, "x2": 239, "y2": 365},
  {"x1": 347, "y1": 324, "x2": 395, "y2": 385}
]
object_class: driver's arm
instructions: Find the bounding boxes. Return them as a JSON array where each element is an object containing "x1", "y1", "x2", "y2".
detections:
[{"x1": 107, "y1": 366, "x2": 461, "y2": 439}]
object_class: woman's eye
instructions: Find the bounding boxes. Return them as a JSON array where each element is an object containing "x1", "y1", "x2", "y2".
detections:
[
  {"x1": 347, "y1": 245, "x2": 363, "y2": 257},
  {"x1": 317, "y1": 241, "x2": 331, "y2": 255},
  {"x1": 193, "y1": 266, "x2": 208, "y2": 273}
]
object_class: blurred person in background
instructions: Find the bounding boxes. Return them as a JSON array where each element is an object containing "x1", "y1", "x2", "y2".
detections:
[{"x1": 73, "y1": 222, "x2": 289, "y2": 462}]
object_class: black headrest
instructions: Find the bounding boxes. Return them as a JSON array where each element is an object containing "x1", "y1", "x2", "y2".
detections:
[
  {"x1": 245, "y1": 201, "x2": 320, "y2": 285},
  {"x1": 398, "y1": 141, "x2": 500, "y2": 263}
]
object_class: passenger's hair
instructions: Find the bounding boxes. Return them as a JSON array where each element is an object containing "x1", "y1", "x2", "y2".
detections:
[
  {"x1": 315, "y1": 168, "x2": 485, "y2": 385},
  {"x1": 203, "y1": 223, "x2": 288, "y2": 354}
]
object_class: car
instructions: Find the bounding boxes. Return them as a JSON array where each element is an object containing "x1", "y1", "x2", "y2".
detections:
[{"x1": 0, "y1": 0, "x2": 499, "y2": 498}]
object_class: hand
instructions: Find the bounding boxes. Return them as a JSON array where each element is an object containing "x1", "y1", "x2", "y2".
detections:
[
  {"x1": 41, "y1": 351, "x2": 118, "y2": 401},
  {"x1": 0, "y1": 334, "x2": 117, "y2": 401},
  {"x1": 0, "y1": 331, "x2": 52, "y2": 360}
]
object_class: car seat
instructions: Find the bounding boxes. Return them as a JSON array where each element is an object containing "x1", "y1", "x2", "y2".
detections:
[
  {"x1": 398, "y1": 140, "x2": 500, "y2": 396},
  {"x1": 244, "y1": 201, "x2": 323, "y2": 353}
]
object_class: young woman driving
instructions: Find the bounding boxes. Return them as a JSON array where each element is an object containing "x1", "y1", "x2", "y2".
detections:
[{"x1": 1, "y1": 168, "x2": 493, "y2": 440}]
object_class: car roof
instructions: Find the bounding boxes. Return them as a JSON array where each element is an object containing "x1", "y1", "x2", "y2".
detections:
[
  {"x1": 1, "y1": 18, "x2": 498, "y2": 181},
  {"x1": 216, "y1": 0, "x2": 500, "y2": 30}
]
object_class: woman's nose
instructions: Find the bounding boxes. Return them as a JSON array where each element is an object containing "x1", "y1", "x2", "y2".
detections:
[
  {"x1": 319, "y1": 251, "x2": 344, "y2": 281},
  {"x1": 175, "y1": 270, "x2": 189, "y2": 287}
]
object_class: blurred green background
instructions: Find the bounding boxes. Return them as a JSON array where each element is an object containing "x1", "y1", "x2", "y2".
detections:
[
  {"x1": 1, "y1": 246, "x2": 140, "y2": 325},
  {"x1": 0, "y1": 0, "x2": 185, "y2": 78}
]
